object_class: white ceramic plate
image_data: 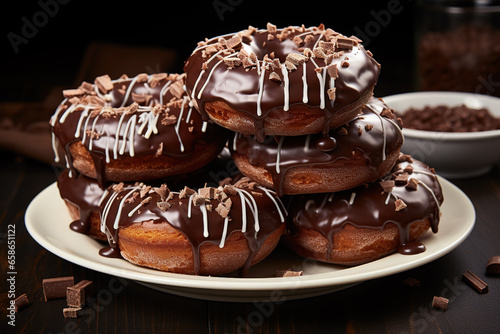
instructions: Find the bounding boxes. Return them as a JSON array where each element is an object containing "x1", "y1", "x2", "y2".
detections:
[{"x1": 25, "y1": 177, "x2": 475, "y2": 302}]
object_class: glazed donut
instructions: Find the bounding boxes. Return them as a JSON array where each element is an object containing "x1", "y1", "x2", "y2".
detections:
[
  {"x1": 50, "y1": 73, "x2": 228, "y2": 186},
  {"x1": 98, "y1": 177, "x2": 287, "y2": 276},
  {"x1": 231, "y1": 98, "x2": 404, "y2": 196},
  {"x1": 57, "y1": 169, "x2": 107, "y2": 241},
  {"x1": 184, "y1": 23, "x2": 380, "y2": 142},
  {"x1": 284, "y1": 155, "x2": 444, "y2": 266}
]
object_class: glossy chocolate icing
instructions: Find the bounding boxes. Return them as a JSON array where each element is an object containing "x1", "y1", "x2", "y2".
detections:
[
  {"x1": 57, "y1": 168, "x2": 105, "y2": 236},
  {"x1": 99, "y1": 180, "x2": 287, "y2": 275},
  {"x1": 231, "y1": 98, "x2": 404, "y2": 196},
  {"x1": 50, "y1": 73, "x2": 227, "y2": 186},
  {"x1": 184, "y1": 24, "x2": 381, "y2": 141},
  {"x1": 289, "y1": 156, "x2": 444, "y2": 260}
]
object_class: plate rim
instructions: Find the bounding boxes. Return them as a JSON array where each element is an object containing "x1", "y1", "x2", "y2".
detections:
[{"x1": 25, "y1": 176, "x2": 475, "y2": 293}]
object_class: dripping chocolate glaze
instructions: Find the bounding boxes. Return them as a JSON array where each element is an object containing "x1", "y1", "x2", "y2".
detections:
[
  {"x1": 231, "y1": 98, "x2": 404, "y2": 196},
  {"x1": 50, "y1": 73, "x2": 227, "y2": 186},
  {"x1": 99, "y1": 181, "x2": 287, "y2": 276},
  {"x1": 57, "y1": 169, "x2": 105, "y2": 235},
  {"x1": 184, "y1": 24, "x2": 381, "y2": 141},
  {"x1": 289, "y1": 156, "x2": 444, "y2": 259}
]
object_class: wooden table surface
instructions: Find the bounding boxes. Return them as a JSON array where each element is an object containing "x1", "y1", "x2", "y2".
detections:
[{"x1": 1, "y1": 150, "x2": 499, "y2": 334}]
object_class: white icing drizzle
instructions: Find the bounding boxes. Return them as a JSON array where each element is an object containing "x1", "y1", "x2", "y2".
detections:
[
  {"x1": 113, "y1": 112, "x2": 128, "y2": 159},
  {"x1": 305, "y1": 199, "x2": 315, "y2": 210},
  {"x1": 309, "y1": 57, "x2": 326, "y2": 109},
  {"x1": 185, "y1": 106, "x2": 194, "y2": 124},
  {"x1": 328, "y1": 193, "x2": 335, "y2": 202},
  {"x1": 257, "y1": 186, "x2": 286, "y2": 222},
  {"x1": 175, "y1": 97, "x2": 187, "y2": 152},
  {"x1": 418, "y1": 180, "x2": 441, "y2": 219},
  {"x1": 280, "y1": 65, "x2": 290, "y2": 111},
  {"x1": 201, "y1": 121, "x2": 208, "y2": 133},
  {"x1": 349, "y1": 192, "x2": 356, "y2": 205},
  {"x1": 275, "y1": 136, "x2": 285, "y2": 174},
  {"x1": 219, "y1": 216, "x2": 230, "y2": 248},
  {"x1": 120, "y1": 115, "x2": 137, "y2": 157},
  {"x1": 113, "y1": 185, "x2": 143, "y2": 230},
  {"x1": 105, "y1": 131, "x2": 111, "y2": 163},
  {"x1": 51, "y1": 133, "x2": 60, "y2": 163},
  {"x1": 197, "y1": 51, "x2": 238, "y2": 100},
  {"x1": 187, "y1": 194, "x2": 195, "y2": 218},
  {"x1": 159, "y1": 80, "x2": 172, "y2": 105},
  {"x1": 50, "y1": 98, "x2": 68, "y2": 126},
  {"x1": 236, "y1": 190, "x2": 248, "y2": 233},
  {"x1": 236, "y1": 188, "x2": 260, "y2": 234},
  {"x1": 88, "y1": 115, "x2": 100, "y2": 150},
  {"x1": 200, "y1": 202, "x2": 209, "y2": 238},
  {"x1": 304, "y1": 134, "x2": 311, "y2": 152},
  {"x1": 74, "y1": 106, "x2": 91, "y2": 138},
  {"x1": 302, "y1": 62, "x2": 308, "y2": 103},
  {"x1": 119, "y1": 75, "x2": 141, "y2": 108},
  {"x1": 256, "y1": 66, "x2": 267, "y2": 116}
]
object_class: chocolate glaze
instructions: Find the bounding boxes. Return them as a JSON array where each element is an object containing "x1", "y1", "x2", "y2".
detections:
[
  {"x1": 184, "y1": 24, "x2": 381, "y2": 141},
  {"x1": 231, "y1": 98, "x2": 404, "y2": 196},
  {"x1": 289, "y1": 155, "x2": 444, "y2": 260},
  {"x1": 57, "y1": 169, "x2": 105, "y2": 236},
  {"x1": 99, "y1": 181, "x2": 287, "y2": 276},
  {"x1": 50, "y1": 73, "x2": 227, "y2": 186}
]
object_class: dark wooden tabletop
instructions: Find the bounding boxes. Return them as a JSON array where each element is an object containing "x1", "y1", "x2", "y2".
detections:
[{"x1": 1, "y1": 150, "x2": 499, "y2": 334}]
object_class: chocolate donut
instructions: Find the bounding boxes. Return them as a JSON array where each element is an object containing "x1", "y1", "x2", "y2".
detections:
[
  {"x1": 284, "y1": 155, "x2": 444, "y2": 266},
  {"x1": 57, "y1": 169, "x2": 107, "y2": 241},
  {"x1": 99, "y1": 177, "x2": 287, "y2": 276},
  {"x1": 184, "y1": 23, "x2": 380, "y2": 142},
  {"x1": 231, "y1": 98, "x2": 404, "y2": 196},
  {"x1": 50, "y1": 73, "x2": 228, "y2": 186}
]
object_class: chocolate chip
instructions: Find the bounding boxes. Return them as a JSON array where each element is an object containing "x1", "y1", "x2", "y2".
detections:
[
  {"x1": 379, "y1": 180, "x2": 395, "y2": 193},
  {"x1": 462, "y1": 270, "x2": 488, "y2": 294},
  {"x1": 406, "y1": 178, "x2": 419, "y2": 191},
  {"x1": 43, "y1": 276, "x2": 75, "y2": 301},
  {"x1": 94, "y1": 75, "x2": 114, "y2": 94}
]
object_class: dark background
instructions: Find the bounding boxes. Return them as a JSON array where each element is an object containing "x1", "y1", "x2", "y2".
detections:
[{"x1": 1, "y1": 0, "x2": 416, "y2": 103}]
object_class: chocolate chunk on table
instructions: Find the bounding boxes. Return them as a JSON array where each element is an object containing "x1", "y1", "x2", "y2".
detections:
[
  {"x1": 462, "y1": 270, "x2": 488, "y2": 294},
  {"x1": 486, "y1": 256, "x2": 500, "y2": 275},
  {"x1": 63, "y1": 307, "x2": 82, "y2": 319},
  {"x1": 67, "y1": 280, "x2": 94, "y2": 308},
  {"x1": 43, "y1": 276, "x2": 75, "y2": 301},
  {"x1": 432, "y1": 296, "x2": 449, "y2": 311},
  {"x1": 15, "y1": 294, "x2": 30, "y2": 312}
]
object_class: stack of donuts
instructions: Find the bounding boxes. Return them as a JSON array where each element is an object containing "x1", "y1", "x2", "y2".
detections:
[{"x1": 51, "y1": 23, "x2": 444, "y2": 276}]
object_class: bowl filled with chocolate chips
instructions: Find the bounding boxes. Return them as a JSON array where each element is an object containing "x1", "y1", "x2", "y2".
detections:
[{"x1": 383, "y1": 91, "x2": 500, "y2": 179}]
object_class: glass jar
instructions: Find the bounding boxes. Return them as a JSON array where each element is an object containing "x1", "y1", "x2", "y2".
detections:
[{"x1": 415, "y1": 0, "x2": 500, "y2": 96}]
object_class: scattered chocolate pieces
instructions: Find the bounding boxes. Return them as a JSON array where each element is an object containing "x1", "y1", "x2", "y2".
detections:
[
  {"x1": 379, "y1": 180, "x2": 395, "y2": 193},
  {"x1": 432, "y1": 296, "x2": 449, "y2": 311},
  {"x1": 94, "y1": 74, "x2": 114, "y2": 94},
  {"x1": 462, "y1": 270, "x2": 488, "y2": 294},
  {"x1": 67, "y1": 280, "x2": 94, "y2": 308},
  {"x1": 14, "y1": 294, "x2": 30, "y2": 312},
  {"x1": 486, "y1": 255, "x2": 500, "y2": 275},
  {"x1": 63, "y1": 307, "x2": 83, "y2": 319},
  {"x1": 43, "y1": 276, "x2": 75, "y2": 301},
  {"x1": 398, "y1": 104, "x2": 500, "y2": 132}
]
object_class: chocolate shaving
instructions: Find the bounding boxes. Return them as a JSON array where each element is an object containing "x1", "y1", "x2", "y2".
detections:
[
  {"x1": 155, "y1": 142, "x2": 163, "y2": 157},
  {"x1": 224, "y1": 57, "x2": 242, "y2": 68},
  {"x1": 266, "y1": 22, "x2": 277, "y2": 33},
  {"x1": 269, "y1": 72, "x2": 282, "y2": 82},
  {"x1": 179, "y1": 186, "x2": 196, "y2": 199},
  {"x1": 155, "y1": 184, "x2": 170, "y2": 200},
  {"x1": 63, "y1": 88, "x2": 85, "y2": 98},
  {"x1": 157, "y1": 201, "x2": 171, "y2": 212},
  {"x1": 406, "y1": 178, "x2": 419, "y2": 191},
  {"x1": 379, "y1": 180, "x2": 395, "y2": 193},
  {"x1": 94, "y1": 75, "x2": 114, "y2": 94},
  {"x1": 395, "y1": 173, "x2": 409, "y2": 185},
  {"x1": 199, "y1": 187, "x2": 216, "y2": 200},
  {"x1": 286, "y1": 53, "x2": 308, "y2": 66},
  {"x1": 395, "y1": 199, "x2": 407, "y2": 211},
  {"x1": 365, "y1": 124, "x2": 373, "y2": 131},
  {"x1": 276, "y1": 269, "x2": 303, "y2": 277},
  {"x1": 327, "y1": 88, "x2": 336, "y2": 101},
  {"x1": 161, "y1": 114, "x2": 178, "y2": 126}
]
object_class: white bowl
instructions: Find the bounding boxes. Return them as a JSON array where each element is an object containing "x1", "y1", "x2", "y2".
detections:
[{"x1": 383, "y1": 91, "x2": 500, "y2": 179}]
